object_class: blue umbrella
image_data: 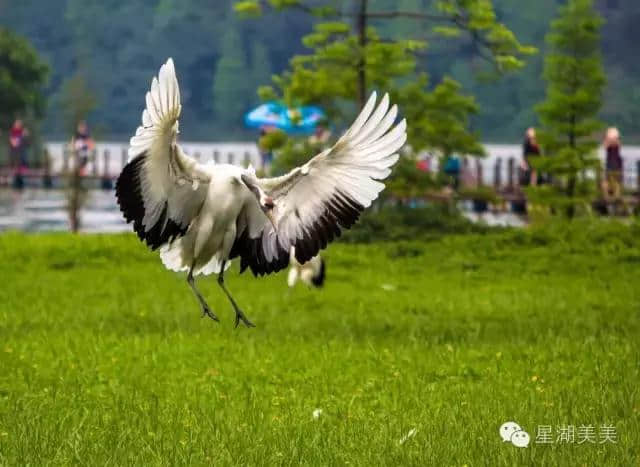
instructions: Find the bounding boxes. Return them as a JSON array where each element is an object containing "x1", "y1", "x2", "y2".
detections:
[{"x1": 244, "y1": 102, "x2": 326, "y2": 134}]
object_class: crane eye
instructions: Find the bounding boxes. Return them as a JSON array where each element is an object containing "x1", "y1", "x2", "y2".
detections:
[{"x1": 263, "y1": 197, "x2": 274, "y2": 210}]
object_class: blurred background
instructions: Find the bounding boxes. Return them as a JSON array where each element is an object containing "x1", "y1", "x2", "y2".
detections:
[
  {"x1": 1, "y1": 3, "x2": 639, "y2": 464},
  {"x1": 1, "y1": 0, "x2": 639, "y2": 141},
  {"x1": 0, "y1": 0, "x2": 639, "y2": 231}
]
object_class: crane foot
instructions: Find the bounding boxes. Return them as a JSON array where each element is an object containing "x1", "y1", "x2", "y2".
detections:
[
  {"x1": 234, "y1": 308, "x2": 255, "y2": 328},
  {"x1": 201, "y1": 305, "x2": 220, "y2": 322}
]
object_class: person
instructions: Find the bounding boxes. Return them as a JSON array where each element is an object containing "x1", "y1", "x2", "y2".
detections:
[
  {"x1": 8, "y1": 119, "x2": 29, "y2": 170},
  {"x1": 443, "y1": 155, "x2": 461, "y2": 190},
  {"x1": 70, "y1": 120, "x2": 95, "y2": 172},
  {"x1": 521, "y1": 127, "x2": 540, "y2": 186},
  {"x1": 602, "y1": 127, "x2": 622, "y2": 199},
  {"x1": 416, "y1": 157, "x2": 429, "y2": 173},
  {"x1": 308, "y1": 123, "x2": 331, "y2": 146}
]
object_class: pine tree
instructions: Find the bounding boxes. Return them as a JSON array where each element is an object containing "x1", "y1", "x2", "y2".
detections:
[
  {"x1": 237, "y1": 0, "x2": 533, "y2": 167},
  {"x1": 250, "y1": 42, "x2": 273, "y2": 104},
  {"x1": 398, "y1": 75, "x2": 484, "y2": 158},
  {"x1": 59, "y1": 71, "x2": 98, "y2": 135},
  {"x1": 237, "y1": 0, "x2": 534, "y2": 114},
  {"x1": 212, "y1": 23, "x2": 251, "y2": 129},
  {"x1": 535, "y1": 0, "x2": 605, "y2": 217}
]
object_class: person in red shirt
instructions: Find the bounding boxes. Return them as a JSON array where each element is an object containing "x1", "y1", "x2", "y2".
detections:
[{"x1": 8, "y1": 119, "x2": 29, "y2": 170}]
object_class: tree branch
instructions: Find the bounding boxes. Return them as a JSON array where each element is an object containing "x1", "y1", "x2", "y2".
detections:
[
  {"x1": 250, "y1": 0, "x2": 321, "y2": 16},
  {"x1": 363, "y1": 10, "x2": 452, "y2": 21}
]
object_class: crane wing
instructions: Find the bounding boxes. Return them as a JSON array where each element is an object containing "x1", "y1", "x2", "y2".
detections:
[
  {"x1": 230, "y1": 92, "x2": 405, "y2": 275},
  {"x1": 116, "y1": 58, "x2": 210, "y2": 250}
]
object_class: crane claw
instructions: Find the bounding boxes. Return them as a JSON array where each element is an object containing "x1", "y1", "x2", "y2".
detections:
[
  {"x1": 234, "y1": 308, "x2": 255, "y2": 328},
  {"x1": 201, "y1": 305, "x2": 220, "y2": 322}
]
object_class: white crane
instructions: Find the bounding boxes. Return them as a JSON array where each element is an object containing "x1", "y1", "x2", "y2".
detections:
[
  {"x1": 115, "y1": 58, "x2": 406, "y2": 327},
  {"x1": 287, "y1": 247, "x2": 325, "y2": 288}
]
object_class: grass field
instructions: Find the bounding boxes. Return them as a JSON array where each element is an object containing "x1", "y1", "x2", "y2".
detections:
[{"x1": 0, "y1": 221, "x2": 639, "y2": 465}]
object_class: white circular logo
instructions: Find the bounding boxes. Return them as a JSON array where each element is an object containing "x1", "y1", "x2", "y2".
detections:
[{"x1": 500, "y1": 421, "x2": 529, "y2": 448}]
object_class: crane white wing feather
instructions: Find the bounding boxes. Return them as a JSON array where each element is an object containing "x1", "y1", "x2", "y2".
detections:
[
  {"x1": 230, "y1": 92, "x2": 405, "y2": 274},
  {"x1": 116, "y1": 58, "x2": 210, "y2": 250}
]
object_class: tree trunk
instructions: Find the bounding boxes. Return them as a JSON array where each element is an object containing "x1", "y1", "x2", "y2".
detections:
[
  {"x1": 69, "y1": 159, "x2": 82, "y2": 233},
  {"x1": 67, "y1": 149, "x2": 84, "y2": 233},
  {"x1": 356, "y1": 0, "x2": 368, "y2": 109},
  {"x1": 566, "y1": 174, "x2": 576, "y2": 219}
]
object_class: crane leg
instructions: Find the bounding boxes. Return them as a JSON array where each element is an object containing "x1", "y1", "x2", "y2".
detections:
[
  {"x1": 217, "y1": 261, "x2": 255, "y2": 328},
  {"x1": 187, "y1": 263, "x2": 219, "y2": 322}
]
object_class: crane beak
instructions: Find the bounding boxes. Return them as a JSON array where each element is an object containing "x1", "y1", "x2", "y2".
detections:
[{"x1": 265, "y1": 209, "x2": 277, "y2": 231}]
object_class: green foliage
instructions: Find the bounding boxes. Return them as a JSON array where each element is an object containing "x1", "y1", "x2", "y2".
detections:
[
  {"x1": 396, "y1": 74, "x2": 485, "y2": 157},
  {"x1": 238, "y1": 0, "x2": 527, "y2": 193},
  {"x1": 234, "y1": 0, "x2": 262, "y2": 16},
  {"x1": 0, "y1": 27, "x2": 48, "y2": 128},
  {"x1": 534, "y1": 0, "x2": 605, "y2": 216},
  {"x1": 537, "y1": 0, "x2": 605, "y2": 148},
  {"x1": 269, "y1": 136, "x2": 323, "y2": 176},
  {"x1": 341, "y1": 203, "x2": 495, "y2": 243},
  {"x1": 598, "y1": 0, "x2": 640, "y2": 139},
  {"x1": 3, "y1": 0, "x2": 639, "y2": 141},
  {"x1": 235, "y1": 0, "x2": 337, "y2": 18},
  {"x1": 250, "y1": 0, "x2": 533, "y2": 121},
  {"x1": 258, "y1": 128, "x2": 288, "y2": 152},
  {"x1": 524, "y1": 181, "x2": 597, "y2": 219},
  {"x1": 250, "y1": 42, "x2": 273, "y2": 91},
  {"x1": 58, "y1": 72, "x2": 98, "y2": 134},
  {"x1": 213, "y1": 23, "x2": 252, "y2": 130},
  {"x1": 384, "y1": 154, "x2": 439, "y2": 199},
  {"x1": 263, "y1": 23, "x2": 422, "y2": 124},
  {"x1": 434, "y1": 0, "x2": 537, "y2": 74},
  {"x1": 0, "y1": 223, "x2": 638, "y2": 464},
  {"x1": 457, "y1": 185, "x2": 499, "y2": 203}
]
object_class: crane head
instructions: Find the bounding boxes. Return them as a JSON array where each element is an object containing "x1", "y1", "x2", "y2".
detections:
[{"x1": 241, "y1": 174, "x2": 276, "y2": 229}]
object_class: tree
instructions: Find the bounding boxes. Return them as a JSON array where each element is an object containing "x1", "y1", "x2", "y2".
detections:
[
  {"x1": 259, "y1": 21, "x2": 422, "y2": 126},
  {"x1": 212, "y1": 22, "x2": 251, "y2": 130},
  {"x1": 396, "y1": 74, "x2": 484, "y2": 158},
  {"x1": 236, "y1": 0, "x2": 525, "y2": 182},
  {"x1": 250, "y1": 42, "x2": 273, "y2": 94},
  {"x1": 599, "y1": 0, "x2": 640, "y2": 139},
  {"x1": 58, "y1": 71, "x2": 98, "y2": 134},
  {"x1": 4, "y1": 0, "x2": 640, "y2": 141},
  {"x1": 0, "y1": 27, "x2": 48, "y2": 129},
  {"x1": 534, "y1": 0, "x2": 605, "y2": 217},
  {"x1": 237, "y1": 0, "x2": 535, "y2": 108},
  {"x1": 56, "y1": 71, "x2": 97, "y2": 233}
]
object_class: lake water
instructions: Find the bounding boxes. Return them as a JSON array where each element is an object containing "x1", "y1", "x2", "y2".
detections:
[
  {"x1": 0, "y1": 189, "x2": 129, "y2": 233},
  {"x1": 0, "y1": 189, "x2": 526, "y2": 233}
]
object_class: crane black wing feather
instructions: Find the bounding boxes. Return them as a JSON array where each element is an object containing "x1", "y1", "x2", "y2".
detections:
[
  {"x1": 115, "y1": 58, "x2": 210, "y2": 251},
  {"x1": 116, "y1": 153, "x2": 188, "y2": 250},
  {"x1": 230, "y1": 92, "x2": 404, "y2": 275}
]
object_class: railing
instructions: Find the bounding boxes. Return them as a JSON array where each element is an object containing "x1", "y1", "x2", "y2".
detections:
[
  {"x1": 1, "y1": 142, "x2": 640, "y2": 191},
  {"x1": 420, "y1": 145, "x2": 640, "y2": 191}
]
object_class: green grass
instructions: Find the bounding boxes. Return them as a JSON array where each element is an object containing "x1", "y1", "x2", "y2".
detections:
[{"x1": 0, "y1": 222, "x2": 639, "y2": 465}]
